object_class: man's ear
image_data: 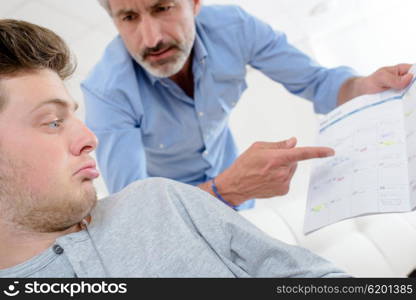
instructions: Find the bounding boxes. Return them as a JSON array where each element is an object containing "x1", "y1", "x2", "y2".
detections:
[{"x1": 192, "y1": 0, "x2": 202, "y2": 16}]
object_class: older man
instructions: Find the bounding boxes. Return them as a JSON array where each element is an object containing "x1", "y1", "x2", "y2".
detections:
[
  {"x1": 0, "y1": 19, "x2": 347, "y2": 277},
  {"x1": 82, "y1": 0, "x2": 412, "y2": 210}
]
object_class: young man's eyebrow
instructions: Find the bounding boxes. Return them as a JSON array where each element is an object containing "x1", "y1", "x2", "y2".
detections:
[{"x1": 30, "y1": 98, "x2": 79, "y2": 113}]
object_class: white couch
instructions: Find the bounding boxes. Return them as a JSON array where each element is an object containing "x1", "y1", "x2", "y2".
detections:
[{"x1": 239, "y1": 196, "x2": 416, "y2": 277}]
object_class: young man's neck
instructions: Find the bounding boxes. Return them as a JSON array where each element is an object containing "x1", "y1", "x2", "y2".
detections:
[
  {"x1": 0, "y1": 222, "x2": 80, "y2": 270},
  {"x1": 169, "y1": 52, "x2": 195, "y2": 99}
]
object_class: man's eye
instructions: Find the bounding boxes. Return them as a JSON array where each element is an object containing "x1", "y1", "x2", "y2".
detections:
[
  {"x1": 155, "y1": 5, "x2": 173, "y2": 13},
  {"x1": 122, "y1": 14, "x2": 136, "y2": 21},
  {"x1": 47, "y1": 119, "x2": 64, "y2": 129}
]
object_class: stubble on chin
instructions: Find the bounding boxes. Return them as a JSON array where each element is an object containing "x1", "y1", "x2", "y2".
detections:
[
  {"x1": 133, "y1": 28, "x2": 195, "y2": 78},
  {"x1": 22, "y1": 184, "x2": 98, "y2": 233},
  {"x1": 0, "y1": 167, "x2": 98, "y2": 233},
  {"x1": 133, "y1": 51, "x2": 185, "y2": 78}
]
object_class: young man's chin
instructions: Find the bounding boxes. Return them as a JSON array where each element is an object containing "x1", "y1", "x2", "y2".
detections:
[{"x1": 81, "y1": 181, "x2": 98, "y2": 198}]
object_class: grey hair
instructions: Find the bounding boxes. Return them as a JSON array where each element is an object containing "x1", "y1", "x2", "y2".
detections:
[{"x1": 97, "y1": 0, "x2": 111, "y2": 15}]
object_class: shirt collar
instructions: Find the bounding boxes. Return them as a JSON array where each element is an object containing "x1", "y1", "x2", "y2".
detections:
[
  {"x1": 141, "y1": 23, "x2": 208, "y2": 86},
  {"x1": 193, "y1": 24, "x2": 208, "y2": 64}
]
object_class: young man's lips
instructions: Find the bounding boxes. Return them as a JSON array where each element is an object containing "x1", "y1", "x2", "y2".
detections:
[
  {"x1": 77, "y1": 167, "x2": 100, "y2": 179},
  {"x1": 74, "y1": 163, "x2": 100, "y2": 179}
]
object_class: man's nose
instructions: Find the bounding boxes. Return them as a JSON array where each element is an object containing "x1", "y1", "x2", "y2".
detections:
[
  {"x1": 140, "y1": 16, "x2": 162, "y2": 49},
  {"x1": 70, "y1": 120, "x2": 98, "y2": 156}
]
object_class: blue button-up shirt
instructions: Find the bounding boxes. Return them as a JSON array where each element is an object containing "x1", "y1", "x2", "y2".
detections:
[{"x1": 82, "y1": 5, "x2": 356, "y2": 210}]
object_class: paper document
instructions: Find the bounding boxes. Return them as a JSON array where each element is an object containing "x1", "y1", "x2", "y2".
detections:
[{"x1": 304, "y1": 66, "x2": 416, "y2": 234}]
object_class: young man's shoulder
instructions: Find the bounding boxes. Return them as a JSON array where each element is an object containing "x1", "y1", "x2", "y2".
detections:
[{"x1": 95, "y1": 178, "x2": 210, "y2": 218}]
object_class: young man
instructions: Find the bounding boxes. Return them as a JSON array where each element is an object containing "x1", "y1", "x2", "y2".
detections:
[
  {"x1": 0, "y1": 19, "x2": 345, "y2": 277},
  {"x1": 83, "y1": 0, "x2": 412, "y2": 209}
]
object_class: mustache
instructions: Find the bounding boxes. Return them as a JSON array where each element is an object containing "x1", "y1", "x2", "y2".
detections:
[{"x1": 142, "y1": 41, "x2": 179, "y2": 58}]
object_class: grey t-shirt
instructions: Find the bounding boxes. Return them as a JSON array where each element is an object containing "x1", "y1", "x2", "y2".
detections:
[{"x1": 0, "y1": 178, "x2": 349, "y2": 277}]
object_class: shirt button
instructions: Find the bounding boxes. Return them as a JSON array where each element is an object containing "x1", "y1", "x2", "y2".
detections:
[
  {"x1": 198, "y1": 112, "x2": 204, "y2": 117},
  {"x1": 159, "y1": 144, "x2": 165, "y2": 149},
  {"x1": 53, "y1": 244, "x2": 64, "y2": 255},
  {"x1": 203, "y1": 150, "x2": 209, "y2": 156}
]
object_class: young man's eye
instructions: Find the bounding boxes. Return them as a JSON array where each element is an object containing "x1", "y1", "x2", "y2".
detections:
[{"x1": 46, "y1": 119, "x2": 64, "y2": 129}]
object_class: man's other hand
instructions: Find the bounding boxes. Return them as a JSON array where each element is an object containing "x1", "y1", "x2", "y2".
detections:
[{"x1": 338, "y1": 63, "x2": 413, "y2": 106}]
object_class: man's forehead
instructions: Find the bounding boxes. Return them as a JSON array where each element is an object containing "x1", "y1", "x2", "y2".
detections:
[{"x1": 111, "y1": 0, "x2": 175, "y2": 11}]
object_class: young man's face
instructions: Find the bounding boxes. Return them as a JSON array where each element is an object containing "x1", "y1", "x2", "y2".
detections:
[
  {"x1": 0, "y1": 69, "x2": 99, "y2": 233},
  {"x1": 110, "y1": 0, "x2": 201, "y2": 78}
]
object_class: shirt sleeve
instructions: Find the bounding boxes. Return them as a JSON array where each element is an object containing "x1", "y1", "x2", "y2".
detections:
[
  {"x1": 82, "y1": 85, "x2": 148, "y2": 194},
  {"x1": 236, "y1": 7, "x2": 357, "y2": 114},
  {"x1": 171, "y1": 180, "x2": 350, "y2": 278}
]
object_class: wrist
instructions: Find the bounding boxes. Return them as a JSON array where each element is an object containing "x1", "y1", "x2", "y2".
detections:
[
  {"x1": 197, "y1": 177, "x2": 241, "y2": 206},
  {"x1": 352, "y1": 76, "x2": 369, "y2": 96},
  {"x1": 198, "y1": 171, "x2": 248, "y2": 206},
  {"x1": 211, "y1": 178, "x2": 238, "y2": 209},
  {"x1": 214, "y1": 170, "x2": 247, "y2": 206},
  {"x1": 338, "y1": 76, "x2": 366, "y2": 105}
]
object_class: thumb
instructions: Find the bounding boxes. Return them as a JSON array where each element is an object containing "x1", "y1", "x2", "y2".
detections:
[
  {"x1": 384, "y1": 69, "x2": 413, "y2": 90},
  {"x1": 255, "y1": 137, "x2": 298, "y2": 150},
  {"x1": 399, "y1": 73, "x2": 413, "y2": 88},
  {"x1": 285, "y1": 137, "x2": 297, "y2": 149},
  {"x1": 273, "y1": 137, "x2": 297, "y2": 149}
]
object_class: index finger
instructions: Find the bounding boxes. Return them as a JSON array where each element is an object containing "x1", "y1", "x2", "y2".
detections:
[{"x1": 282, "y1": 146, "x2": 335, "y2": 163}]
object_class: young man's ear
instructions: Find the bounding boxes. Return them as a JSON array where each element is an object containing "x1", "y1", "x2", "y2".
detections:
[{"x1": 192, "y1": 0, "x2": 202, "y2": 16}]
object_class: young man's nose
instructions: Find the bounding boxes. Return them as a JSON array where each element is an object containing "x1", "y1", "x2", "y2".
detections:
[
  {"x1": 70, "y1": 121, "x2": 98, "y2": 156},
  {"x1": 140, "y1": 16, "x2": 163, "y2": 49}
]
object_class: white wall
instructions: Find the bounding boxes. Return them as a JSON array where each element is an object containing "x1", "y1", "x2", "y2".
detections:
[{"x1": 2, "y1": 0, "x2": 416, "y2": 200}]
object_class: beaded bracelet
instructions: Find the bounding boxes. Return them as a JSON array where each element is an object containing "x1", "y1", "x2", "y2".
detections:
[{"x1": 211, "y1": 177, "x2": 237, "y2": 210}]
